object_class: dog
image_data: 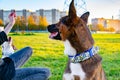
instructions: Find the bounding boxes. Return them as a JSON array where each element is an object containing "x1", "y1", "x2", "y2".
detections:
[
  {"x1": 2, "y1": 37, "x2": 17, "y2": 58},
  {"x1": 47, "y1": 0, "x2": 106, "y2": 80}
]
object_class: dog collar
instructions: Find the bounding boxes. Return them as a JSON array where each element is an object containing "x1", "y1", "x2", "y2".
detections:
[{"x1": 68, "y1": 46, "x2": 99, "y2": 63}]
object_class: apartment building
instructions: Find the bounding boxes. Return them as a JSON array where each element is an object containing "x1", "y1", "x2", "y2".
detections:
[
  {"x1": 0, "y1": 9, "x2": 67, "y2": 25},
  {"x1": 36, "y1": 9, "x2": 67, "y2": 24},
  {"x1": 91, "y1": 18, "x2": 120, "y2": 32},
  {"x1": 0, "y1": 9, "x2": 31, "y2": 24}
]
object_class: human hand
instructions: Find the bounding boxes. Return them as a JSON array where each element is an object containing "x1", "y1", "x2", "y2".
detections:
[
  {"x1": 8, "y1": 10, "x2": 16, "y2": 24},
  {"x1": 8, "y1": 37, "x2": 17, "y2": 50},
  {"x1": 4, "y1": 11, "x2": 16, "y2": 34}
]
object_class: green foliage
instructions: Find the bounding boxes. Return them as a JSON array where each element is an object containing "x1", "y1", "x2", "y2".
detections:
[
  {"x1": 13, "y1": 16, "x2": 26, "y2": 31},
  {"x1": 12, "y1": 15, "x2": 49, "y2": 31},
  {"x1": 0, "y1": 33, "x2": 120, "y2": 80}
]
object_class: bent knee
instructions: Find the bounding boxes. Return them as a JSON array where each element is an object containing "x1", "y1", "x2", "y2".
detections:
[{"x1": 24, "y1": 46, "x2": 33, "y2": 55}]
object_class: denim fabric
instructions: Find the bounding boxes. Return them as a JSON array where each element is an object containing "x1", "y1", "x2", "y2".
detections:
[
  {"x1": 9, "y1": 47, "x2": 32, "y2": 68},
  {"x1": 9, "y1": 47, "x2": 50, "y2": 80},
  {"x1": 12, "y1": 68, "x2": 50, "y2": 80}
]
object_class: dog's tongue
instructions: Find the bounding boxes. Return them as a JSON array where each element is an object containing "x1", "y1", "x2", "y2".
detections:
[{"x1": 49, "y1": 32, "x2": 58, "y2": 38}]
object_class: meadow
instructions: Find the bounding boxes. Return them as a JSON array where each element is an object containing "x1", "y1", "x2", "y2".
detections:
[{"x1": 1, "y1": 33, "x2": 120, "y2": 80}]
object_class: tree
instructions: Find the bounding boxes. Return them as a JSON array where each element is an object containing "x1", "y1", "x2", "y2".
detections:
[
  {"x1": 0, "y1": 19, "x2": 4, "y2": 26},
  {"x1": 39, "y1": 16, "x2": 48, "y2": 30},
  {"x1": 97, "y1": 24, "x2": 105, "y2": 31},
  {"x1": 20, "y1": 16, "x2": 26, "y2": 30},
  {"x1": 12, "y1": 16, "x2": 27, "y2": 32},
  {"x1": 12, "y1": 16, "x2": 21, "y2": 31},
  {"x1": 28, "y1": 15, "x2": 37, "y2": 30},
  {"x1": 91, "y1": 25, "x2": 99, "y2": 31},
  {"x1": 106, "y1": 27, "x2": 115, "y2": 32}
]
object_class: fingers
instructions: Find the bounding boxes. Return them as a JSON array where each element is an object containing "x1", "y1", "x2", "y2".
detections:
[
  {"x1": 8, "y1": 11, "x2": 16, "y2": 24},
  {"x1": 9, "y1": 10, "x2": 16, "y2": 18},
  {"x1": 12, "y1": 44, "x2": 17, "y2": 50},
  {"x1": 8, "y1": 37, "x2": 17, "y2": 50},
  {"x1": 8, "y1": 37, "x2": 12, "y2": 42},
  {"x1": 8, "y1": 37, "x2": 12, "y2": 45}
]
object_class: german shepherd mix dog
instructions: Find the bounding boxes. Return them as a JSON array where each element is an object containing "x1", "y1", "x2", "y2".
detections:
[{"x1": 47, "y1": 0, "x2": 106, "y2": 80}]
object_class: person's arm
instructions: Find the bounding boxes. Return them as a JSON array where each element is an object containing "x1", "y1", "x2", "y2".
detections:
[
  {"x1": 0, "y1": 12, "x2": 16, "y2": 45},
  {"x1": 4, "y1": 11, "x2": 16, "y2": 35}
]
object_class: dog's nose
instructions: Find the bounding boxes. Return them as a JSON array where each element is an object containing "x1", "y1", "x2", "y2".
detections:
[
  {"x1": 47, "y1": 24, "x2": 57, "y2": 32},
  {"x1": 47, "y1": 25, "x2": 52, "y2": 32},
  {"x1": 47, "y1": 25, "x2": 51, "y2": 31}
]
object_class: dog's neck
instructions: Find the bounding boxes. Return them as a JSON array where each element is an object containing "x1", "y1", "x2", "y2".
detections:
[
  {"x1": 63, "y1": 40, "x2": 76, "y2": 56},
  {"x1": 63, "y1": 40, "x2": 98, "y2": 63},
  {"x1": 63, "y1": 39, "x2": 93, "y2": 56}
]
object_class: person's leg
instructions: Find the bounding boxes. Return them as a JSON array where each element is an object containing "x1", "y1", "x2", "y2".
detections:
[
  {"x1": 12, "y1": 68, "x2": 51, "y2": 80},
  {"x1": 9, "y1": 46, "x2": 32, "y2": 68}
]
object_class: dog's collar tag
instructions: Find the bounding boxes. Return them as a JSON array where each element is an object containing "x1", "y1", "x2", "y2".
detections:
[{"x1": 69, "y1": 46, "x2": 99, "y2": 63}]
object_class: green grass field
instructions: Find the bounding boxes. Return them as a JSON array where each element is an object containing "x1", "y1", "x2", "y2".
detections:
[{"x1": 1, "y1": 33, "x2": 120, "y2": 80}]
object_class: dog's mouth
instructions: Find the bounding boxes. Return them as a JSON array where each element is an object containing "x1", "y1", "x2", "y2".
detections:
[
  {"x1": 49, "y1": 32, "x2": 58, "y2": 39},
  {"x1": 47, "y1": 24, "x2": 61, "y2": 40}
]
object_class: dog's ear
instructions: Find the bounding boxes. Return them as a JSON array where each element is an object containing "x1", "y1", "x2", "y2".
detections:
[
  {"x1": 80, "y1": 12, "x2": 90, "y2": 24},
  {"x1": 68, "y1": 0, "x2": 77, "y2": 20}
]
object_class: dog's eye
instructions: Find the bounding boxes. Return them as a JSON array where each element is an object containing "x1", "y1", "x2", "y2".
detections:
[
  {"x1": 61, "y1": 18, "x2": 67, "y2": 24},
  {"x1": 57, "y1": 22, "x2": 61, "y2": 27}
]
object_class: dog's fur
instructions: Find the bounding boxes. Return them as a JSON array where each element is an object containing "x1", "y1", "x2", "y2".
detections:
[{"x1": 47, "y1": 0, "x2": 106, "y2": 80}]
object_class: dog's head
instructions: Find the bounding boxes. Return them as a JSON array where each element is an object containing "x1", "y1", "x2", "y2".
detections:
[{"x1": 47, "y1": 0, "x2": 94, "y2": 53}]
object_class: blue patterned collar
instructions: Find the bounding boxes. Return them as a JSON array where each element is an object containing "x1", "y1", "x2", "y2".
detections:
[{"x1": 68, "y1": 46, "x2": 99, "y2": 63}]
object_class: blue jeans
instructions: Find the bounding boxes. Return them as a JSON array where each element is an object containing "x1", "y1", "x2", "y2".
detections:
[{"x1": 9, "y1": 47, "x2": 50, "y2": 80}]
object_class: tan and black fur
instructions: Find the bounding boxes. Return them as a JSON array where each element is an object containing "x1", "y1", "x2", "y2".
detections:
[{"x1": 47, "y1": 0, "x2": 106, "y2": 80}]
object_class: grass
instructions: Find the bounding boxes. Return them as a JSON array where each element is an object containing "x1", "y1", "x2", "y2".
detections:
[{"x1": 1, "y1": 33, "x2": 120, "y2": 80}]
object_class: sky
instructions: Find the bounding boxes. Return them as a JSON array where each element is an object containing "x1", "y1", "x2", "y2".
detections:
[{"x1": 0, "y1": 0, "x2": 120, "y2": 23}]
